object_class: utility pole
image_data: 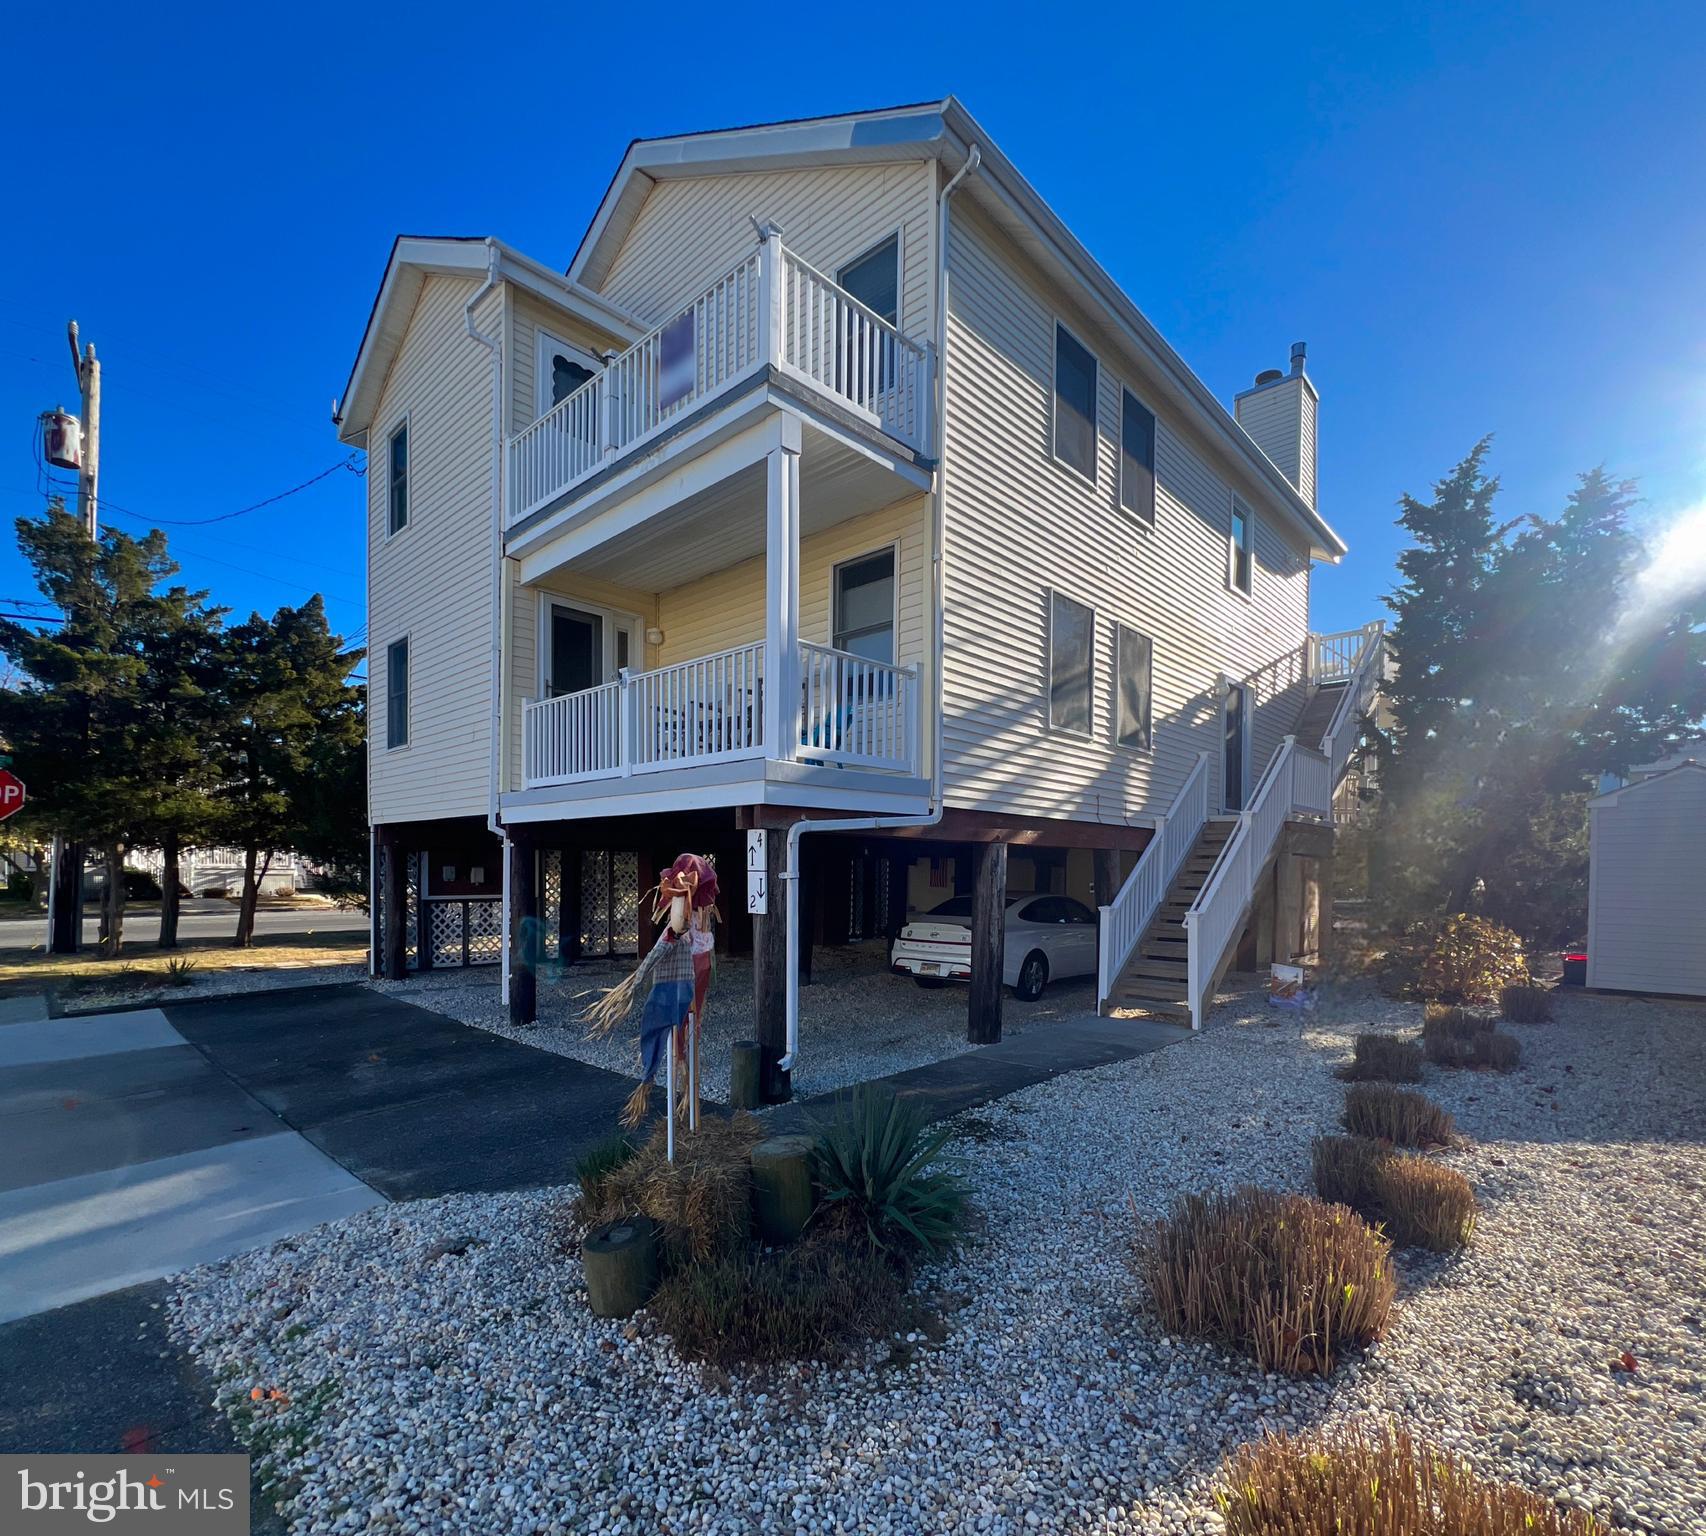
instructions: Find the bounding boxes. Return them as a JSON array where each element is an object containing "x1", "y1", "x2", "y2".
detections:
[
  {"x1": 46, "y1": 320, "x2": 100, "y2": 950},
  {"x1": 67, "y1": 320, "x2": 100, "y2": 539}
]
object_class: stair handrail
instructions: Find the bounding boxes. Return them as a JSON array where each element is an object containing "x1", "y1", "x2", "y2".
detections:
[
  {"x1": 1096, "y1": 750, "x2": 1211, "y2": 1012},
  {"x1": 1318, "y1": 620, "x2": 1385, "y2": 784}
]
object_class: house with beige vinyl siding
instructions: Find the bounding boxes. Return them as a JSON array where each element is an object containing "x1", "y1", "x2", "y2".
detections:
[{"x1": 333, "y1": 98, "x2": 1384, "y2": 1095}]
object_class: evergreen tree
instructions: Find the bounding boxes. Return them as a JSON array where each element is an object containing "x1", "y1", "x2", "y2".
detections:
[{"x1": 213, "y1": 598, "x2": 363, "y2": 946}]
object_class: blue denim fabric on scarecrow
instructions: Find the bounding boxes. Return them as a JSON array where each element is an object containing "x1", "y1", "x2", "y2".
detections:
[{"x1": 638, "y1": 977, "x2": 694, "y2": 1084}]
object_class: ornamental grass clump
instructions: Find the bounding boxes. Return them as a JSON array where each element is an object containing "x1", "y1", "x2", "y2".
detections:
[
  {"x1": 1343, "y1": 1082, "x2": 1455, "y2": 1148},
  {"x1": 1500, "y1": 983, "x2": 1553, "y2": 1023},
  {"x1": 1218, "y1": 1422, "x2": 1605, "y2": 1536},
  {"x1": 1139, "y1": 1187, "x2": 1394, "y2": 1376},
  {"x1": 1417, "y1": 914, "x2": 1530, "y2": 1005},
  {"x1": 1337, "y1": 1032, "x2": 1425, "y2": 1083},
  {"x1": 811, "y1": 1086, "x2": 968, "y2": 1259},
  {"x1": 1423, "y1": 1010, "x2": 1522, "y2": 1071},
  {"x1": 1312, "y1": 1135, "x2": 1476, "y2": 1252}
]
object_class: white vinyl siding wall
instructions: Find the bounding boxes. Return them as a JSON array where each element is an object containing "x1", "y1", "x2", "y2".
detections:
[
  {"x1": 366, "y1": 275, "x2": 500, "y2": 824},
  {"x1": 941, "y1": 199, "x2": 1311, "y2": 822},
  {"x1": 596, "y1": 163, "x2": 936, "y2": 340},
  {"x1": 1587, "y1": 767, "x2": 1706, "y2": 996}
]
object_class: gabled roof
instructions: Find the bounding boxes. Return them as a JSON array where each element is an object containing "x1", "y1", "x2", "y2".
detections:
[
  {"x1": 334, "y1": 237, "x2": 646, "y2": 445},
  {"x1": 568, "y1": 97, "x2": 1348, "y2": 561},
  {"x1": 1589, "y1": 758, "x2": 1706, "y2": 807}
]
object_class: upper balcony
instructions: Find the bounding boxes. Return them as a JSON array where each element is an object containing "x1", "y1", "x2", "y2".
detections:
[{"x1": 507, "y1": 230, "x2": 934, "y2": 529}]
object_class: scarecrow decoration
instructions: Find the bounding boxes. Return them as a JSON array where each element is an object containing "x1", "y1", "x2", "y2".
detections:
[{"x1": 584, "y1": 853, "x2": 719, "y2": 1146}]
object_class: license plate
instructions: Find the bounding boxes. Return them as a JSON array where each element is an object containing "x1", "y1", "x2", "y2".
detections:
[{"x1": 921, "y1": 962, "x2": 945, "y2": 976}]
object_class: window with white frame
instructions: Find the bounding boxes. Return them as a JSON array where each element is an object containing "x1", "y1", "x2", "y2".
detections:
[
  {"x1": 387, "y1": 421, "x2": 409, "y2": 535},
  {"x1": 1229, "y1": 498, "x2": 1254, "y2": 595},
  {"x1": 1053, "y1": 323, "x2": 1098, "y2": 482},
  {"x1": 832, "y1": 548, "x2": 896, "y2": 664},
  {"x1": 538, "y1": 330, "x2": 599, "y2": 414},
  {"x1": 1048, "y1": 590, "x2": 1094, "y2": 735},
  {"x1": 836, "y1": 235, "x2": 899, "y2": 325},
  {"x1": 1119, "y1": 389, "x2": 1156, "y2": 525},
  {"x1": 1114, "y1": 623, "x2": 1153, "y2": 750},
  {"x1": 386, "y1": 637, "x2": 409, "y2": 749}
]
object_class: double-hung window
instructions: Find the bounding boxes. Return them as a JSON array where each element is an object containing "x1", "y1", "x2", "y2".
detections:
[
  {"x1": 387, "y1": 422, "x2": 409, "y2": 535},
  {"x1": 385, "y1": 638, "x2": 409, "y2": 749},
  {"x1": 1119, "y1": 389, "x2": 1156, "y2": 525},
  {"x1": 1114, "y1": 624, "x2": 1153, "y2": 751},
  {"x1": 1053, "y1": 323, "x2": 1098, "y2": 482},
  {"x1": 832, "y1": 549, "x2": 896, "y2": 665},
  {"x1": 836, "y1": 235, "x2": 900, "y2": 403},
  {"x1": 1229, "y1": 498, "x2": 1254, "y2": 596},
  {"x1": 1047, "y1": 590, "x2": 1094, "y2": 735}
]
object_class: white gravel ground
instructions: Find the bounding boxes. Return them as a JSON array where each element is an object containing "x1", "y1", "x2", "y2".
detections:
[
  {"x1": 172, "y1": 984, "x2": 1706, "y2": 1535},
  {"x1": 371, "y1": 943, "x2": 1097, "y2": 1101},
  {"x1": 71, "y1": 961, "x2": 368, "y2": 1012}
]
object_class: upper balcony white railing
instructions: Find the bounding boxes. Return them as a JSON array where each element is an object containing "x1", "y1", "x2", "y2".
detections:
[
  {"x1": 522, "y1": 641, "x2": 920, "y2": 789},
  {"x1": 507, "y1": 232, "x2": 933, "y2": 526}
]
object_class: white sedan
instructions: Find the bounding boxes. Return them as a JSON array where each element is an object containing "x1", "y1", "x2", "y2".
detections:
[{"x1": 890, "y1": 893, "x2": 1100, "y2": 1001}]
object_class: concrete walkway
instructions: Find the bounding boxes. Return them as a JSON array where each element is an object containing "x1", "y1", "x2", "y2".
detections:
[
  {"x1": 0, "y1": 1007, "x2": 382, "y2": 1325},
  {"x1": 770, "y1": 1012, "x2": 1190, "y2": 1130}
]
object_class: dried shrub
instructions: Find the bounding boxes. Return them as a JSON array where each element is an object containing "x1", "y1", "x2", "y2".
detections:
[
  {"x1": 811, "y1": 1086, "x2": 968, "y2": 1258},
  {"x1": 1374, "y1": 1156, "x2": 1477, "y2": 1251},
  {"x1": 1422, "y1": 1008, "x2": 1492, "y2": 1065},
  {"x1": 1337, "y1": 1033, "x2": 1425, "y2": 1083},
  {"x1": 1499, "y1": 983, "x2": 1553, "y2": 1023},
  {"x1": 1343, "y1": 1083, "x2": 1455, "y2": 1147},
  {"x1": 1417, "y1": 915, "x2": 1529, "y2": 1005},
  {"x1": 650, "y1": 1230, "x2": 904, "y2": 1366},
  {"x1": 1423, "y1": 1011, "x2": 1522, "y2": 1071},
  {"x1": 1219, "y1": 1422, "x2": 1606, "y2": 1536},
  {"x1": 1139, "y1": 1187, "x2": 1395, "y2": 1376},
  {"x1": 1312, "y1": 1136, "x2": 1476, "y2": 1252},
  {"x1": 574, "y1": 1113, "x2": 763, "y2": 1266}
]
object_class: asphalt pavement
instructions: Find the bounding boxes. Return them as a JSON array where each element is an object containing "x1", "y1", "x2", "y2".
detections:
[{"x1": 0, "y1": 905, "x2": 369, "y2": 955}]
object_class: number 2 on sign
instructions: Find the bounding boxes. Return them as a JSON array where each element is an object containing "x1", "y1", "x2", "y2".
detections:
[{"x1": 748, "y1": 873, "x2": 768, "y2": 915}]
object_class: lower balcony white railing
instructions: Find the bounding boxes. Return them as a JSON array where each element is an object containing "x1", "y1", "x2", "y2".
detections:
[
  {"x1": 522, "y1": 642, "x2": 920, "y2": 789},
  {"x1": 508, "y1": 232, "x2": 933, "y2": 526}
]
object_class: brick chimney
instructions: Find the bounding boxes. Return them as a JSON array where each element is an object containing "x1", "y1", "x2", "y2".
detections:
[{"x1": 1234, "y1": 341, "x2": 1318, "y2": 509}]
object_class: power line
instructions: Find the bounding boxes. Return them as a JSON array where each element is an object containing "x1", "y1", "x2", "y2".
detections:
[{"x1": 97, "y1": 455, "x2": 365, "y2": 527}]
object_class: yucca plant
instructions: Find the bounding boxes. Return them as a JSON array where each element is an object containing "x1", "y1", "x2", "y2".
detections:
[
  {"x1": 164, "y1": 955, "x2": 198, "y2": 988},
  {"x1": 810, "y1": 1086, "x2": 968, "y2": 1258}
]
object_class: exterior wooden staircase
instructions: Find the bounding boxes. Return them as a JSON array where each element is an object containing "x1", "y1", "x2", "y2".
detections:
[{"x1": 1105, "y1": 819, "x2": 1236, "y2": 1016}]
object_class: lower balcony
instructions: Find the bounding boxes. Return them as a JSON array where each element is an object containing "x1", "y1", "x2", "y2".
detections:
[{"x1": 512, "y1": 640, "x2": 925, "y2": 820}]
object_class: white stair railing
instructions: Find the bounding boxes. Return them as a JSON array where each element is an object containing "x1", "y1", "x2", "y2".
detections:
[
  {"x1": 1096, "y1": 751, "x2": 1210, "y2": 1012},
  {"x1": 1319, "y1": 621, "x2": 1385, "y2": 784}
]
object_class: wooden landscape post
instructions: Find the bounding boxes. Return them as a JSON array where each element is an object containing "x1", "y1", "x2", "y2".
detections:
[
  {"x1": 968, "y1": 839, "x2": 1008, "y2": 1044},
  {"x1": 508, "y1": 832, "x2": 538, "y2": 1026}
]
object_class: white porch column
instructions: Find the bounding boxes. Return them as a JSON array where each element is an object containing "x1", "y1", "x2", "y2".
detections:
[{"x1": 764, "y1": 420, "x2": 802, "y2": 760}]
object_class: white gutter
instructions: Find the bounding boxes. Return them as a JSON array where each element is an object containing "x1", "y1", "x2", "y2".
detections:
[
  {"x1": 465, "y1": 240, "x2": 513, "y2": 1004},
  {"x1": 776, "y1": 144, "x2": 981, "y2": 1074}
]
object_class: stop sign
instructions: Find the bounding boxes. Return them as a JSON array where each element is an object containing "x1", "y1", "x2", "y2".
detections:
[{"x1": 0, "y1": 769, "x2": 25, "y2": 821}]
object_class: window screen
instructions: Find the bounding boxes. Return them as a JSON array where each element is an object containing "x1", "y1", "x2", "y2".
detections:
[
  {"x1": 386, "y1": 638, "x2": 409, "y2": 749},
  {"x1": 1115, "y1": 623, "x2": 1153, "y2": 750},
  {"x1": 1120, "y1": 390, "x2": 1155, "y2": 524},
  {"x1": 1048, "y1": 591, "x2": 1094, "y2": 734},
  {"x1": 388, "y1": 423, "x2": 409, "y2": 535},
  {"x1": 1054, "y1": 325, "x2": 1098, "y2": 480}
]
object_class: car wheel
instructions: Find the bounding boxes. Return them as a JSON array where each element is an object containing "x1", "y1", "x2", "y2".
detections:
[
  {"x1": 912, "y1": 976, "x2": 947, "y2": 990},
  {"x1": 1014, "y1": 951, "x2": 1048, "y2": 1002}
]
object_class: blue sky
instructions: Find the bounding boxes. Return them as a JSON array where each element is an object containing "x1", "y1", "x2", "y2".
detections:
[{"x1": 2, "y1": 0, "x2": 1702, "y2": 653}]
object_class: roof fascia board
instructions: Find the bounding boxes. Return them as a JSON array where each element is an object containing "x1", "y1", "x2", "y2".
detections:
[{"x1": 1588, "y1": 759, "x2": 1706, "y2": 806}]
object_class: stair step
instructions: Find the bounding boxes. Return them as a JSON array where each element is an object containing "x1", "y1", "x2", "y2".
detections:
[
  {"x1": 1115, "y1": 978, "x2": 1189, "y2": 1002},
  {"x1": 1126, "y1": 958, "x2": 1187, "y2": 979}
]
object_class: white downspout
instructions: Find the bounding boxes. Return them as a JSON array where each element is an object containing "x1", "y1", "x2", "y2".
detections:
[
  {"x1": 465, "y1": 241, "x2": 512, "y2": 1003},
  {"x1": 777, "y1": 144, "x2": 981, "y2": 1074}
]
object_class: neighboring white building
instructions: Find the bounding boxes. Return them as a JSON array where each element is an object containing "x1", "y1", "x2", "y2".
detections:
[
  {"x1": 1586, "y1": 754, "x2": 1706, "y2": 997},
  {"x1": 332, "y1": 99, "x2": 1384, "y2": 1086}
]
